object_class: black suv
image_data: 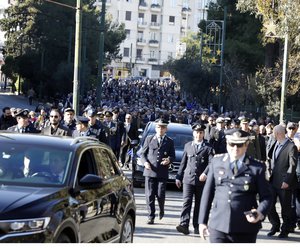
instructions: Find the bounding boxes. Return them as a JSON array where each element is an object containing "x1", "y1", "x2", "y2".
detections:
[
  {"x1": 132, "y1": 122, "x2": 193, "y2": 187},
  {"x1": 0, "y1": 133, "x2": 136, "y2": 243}
]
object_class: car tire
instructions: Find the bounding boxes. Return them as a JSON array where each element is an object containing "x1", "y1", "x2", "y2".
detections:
[
  {"x1": 55, "y1": 233, "x2": 72, "y2": 243},
  {"x1": 119, "y1": 215, "x2": 134, "y2": 243}
]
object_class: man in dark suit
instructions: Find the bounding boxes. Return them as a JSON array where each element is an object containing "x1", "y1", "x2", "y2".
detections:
[
  {"x1": 267, "y1": 124, "x2": 298, "y2": 238},
  {"x1": 120, "y1": 113, "x2": 139, "y2": 168},
  {"x1": 198, "y1": 129, "x2": 273, "y2": 243},
  {"x1": 175, "y1": 123, "x2": 214, "y2": 235},
  {"x1": 7, "y1": 109, "x2": 39, "y2": 133},
  {"x1": 140, "y1": 118, "x2": 175, "y2": 224},
  {"x1": 41, "y1": 109, "x2": 72, "y2": 136}
]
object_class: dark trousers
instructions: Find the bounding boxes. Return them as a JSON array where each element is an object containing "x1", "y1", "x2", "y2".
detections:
[
  {"x1": 267, "y1": 186, "x2": 293, "y2": 232},
  {"x1": 145, "y1": 176, "x2": 167, "y2": 219},
  {"x1": 291, "y1": 185, "x2": 300, "y2": 228},
  {"x1": 208, "y1": 228, "x2": 257, "y2": 243},
  {"x1": 120, "y1": 143, "x2": 132, "y2": 165},
  {"x1": 180, "y1": 183, "x2": 203, "y2": 229}
]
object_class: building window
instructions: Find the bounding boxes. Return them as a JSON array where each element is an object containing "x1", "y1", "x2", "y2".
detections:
[
  {"x1": 125, "y1": 29, "x2": 130, "y2": 39},
  {"x1": 136, "y1": 49, "x2": 143, "y2": 59},
  {"x1": 170, "y1": 0, "x2": 177, "y2": 8},
  {"x1": 167, "y1": 35, "x2": 174, "y2": 43},
  {"x1": 169, "y1": 16, "x2": 175, "y2": 25},
  {"x1": 151, "y1": 14, "x2": 157, "y2": 23},
  {"x1": 124, "y1": 47, "x2": 130, "y2": 57},
  {"x1": 168, "y1": 52, "x2": 173, "y2": 59},
  {"x1": 150, "y1": 50, "x2": 156, "y2": 58},
  {"x1": 125, "y1": 11, "x2": 131, "y2": 21}
]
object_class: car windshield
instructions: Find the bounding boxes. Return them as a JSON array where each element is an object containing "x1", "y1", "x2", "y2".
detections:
[{"x1": 0, "y1": 143, "x2": 73, "y2": 186}]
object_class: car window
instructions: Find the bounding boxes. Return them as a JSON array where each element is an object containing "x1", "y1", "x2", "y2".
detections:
[
  {"x1": 0, "y1": 143, "x2": 72, "y2": 186},
  {"x1": 93, "y1": 148, "x2": 119, "y2": 179},
  {"x1": 76, "y1": 149, "x2": 97, "y2": 182},
  {"x1": 141, "y1": 131, "x2": 193, "y2": 150}
]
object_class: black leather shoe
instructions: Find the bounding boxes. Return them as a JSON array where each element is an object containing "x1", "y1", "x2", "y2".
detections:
[
  {"x1": 159, "y1": 212, "x2": 164, "y2": 220},
  {"x1": 147, "y1": 218, "x2": 154, "y2": 225},
  {"x1": 278, "y1": 231, "x2": 289, "y2": 238},
  {"x1": 194, "y1": 228, "x2": 199, "y2": 235},
  {"x1": 267, "y1": 228, "x2": 279, "y2": 237},
  {"x1": 176, "y1": 225, "x2": 189, "y2": 235}
]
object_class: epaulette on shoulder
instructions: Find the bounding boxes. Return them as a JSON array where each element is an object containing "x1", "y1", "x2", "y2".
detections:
[
  {"x1": 214, "y1": 153, "x2": 226, "y2": 158},
  {"x1": 248, "y1": 156, "x2": 265, "y2": 165}
]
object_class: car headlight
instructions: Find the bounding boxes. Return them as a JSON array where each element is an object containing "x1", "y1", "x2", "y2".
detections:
[{"x1": 0, "y1": 217, "x2": 50, "y2": 233}]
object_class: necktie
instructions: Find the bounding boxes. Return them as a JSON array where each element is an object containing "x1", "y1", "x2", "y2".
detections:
[
  {"x1": 158, "y1": 136, "x2": 162, "y2": 146},
  {"x1": 233, "y1": 160, "x2": 238, "y2": 175}
]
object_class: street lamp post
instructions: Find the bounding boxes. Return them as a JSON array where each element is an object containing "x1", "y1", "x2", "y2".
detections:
[
  {"x1": 96, "y1": 0, "x2": 106, "y2": 105},
  {"x1": 72, "y1": 0, "x2": 82, "y2": 115}
]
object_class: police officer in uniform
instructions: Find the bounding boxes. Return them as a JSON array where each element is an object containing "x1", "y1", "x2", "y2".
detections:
[
  {"x1": 140, "y1": 118, "x2": 175, "y2": 224},
  {"x1": 7, "y1": 109, "x2": 39, "y2": 133},
  {"x1": 175, "y1": 123, "x2": 214, "y2": 235},
  {"x1": 86, "y1": 109, "x2": 108, "y2": 144},
  {"x1": 72, "y1": 116, "x2": 90, "y2": 137},
  {"x1": 199, "y1": 129, "x2": 273, "y2": 243}
]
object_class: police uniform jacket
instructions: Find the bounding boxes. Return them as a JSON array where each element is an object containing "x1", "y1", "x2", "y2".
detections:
[
  {"x1": 7, "y1": 124, "x2": 39, "y2": 133},
  {"x1": 89, "y1": 120, "x2": 108, "y2": 144},
  {"x1": 141, "y1": 135, "x2": 175, "y2": 179},
  {"x1": 199, "y1": 153, "x2": 272, "y2": 234},
  {"x1": 176, "y1": 141, "x2": 214, "y2": 186}
]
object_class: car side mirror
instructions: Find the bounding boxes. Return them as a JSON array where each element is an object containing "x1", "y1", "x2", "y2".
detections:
[{"x1": 79, "y1": 174, "x2": 103, "y2": 189}]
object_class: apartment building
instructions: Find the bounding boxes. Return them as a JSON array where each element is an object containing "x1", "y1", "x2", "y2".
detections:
[{"x1": 95, "y1": 0, "x2": 212, "y2": 79}]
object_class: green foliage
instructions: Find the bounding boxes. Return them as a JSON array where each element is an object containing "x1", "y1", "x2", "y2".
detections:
[{"x1": 0, "y1": 0, "x2": 126, "y2": 98}]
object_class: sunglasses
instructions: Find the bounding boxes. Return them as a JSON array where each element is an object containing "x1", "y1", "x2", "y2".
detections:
[
  {"x1": 228, "y1": 142, "x2": 245, "y2": 148},
  {"x1": 287, "y1": 127, "x2": 295, "y2": 130},
  {"x1": 50, "y1": 115, "x2": 59, "y2": 118}
]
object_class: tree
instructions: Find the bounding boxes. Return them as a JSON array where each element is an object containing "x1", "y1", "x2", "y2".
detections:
[
  {"x1": 237, "y1": 0, "x2": 300, "y2": 116},
  {"x1": 0, "y1": 0, "x2": 126, "y2": 98}
]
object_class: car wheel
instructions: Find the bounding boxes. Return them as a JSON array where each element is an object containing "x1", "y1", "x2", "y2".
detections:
[
  {"x1": 55, "y1": 233, "x2": 71, "y2": 243},
  {"x1": 119, "y1": 215, "x2": 134, "y2": 243}
]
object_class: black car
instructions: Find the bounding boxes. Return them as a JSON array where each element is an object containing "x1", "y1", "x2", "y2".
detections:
[
  {"x1": 132, "y1": 122, "x2": 193, "y2": 187},
  {"x1": 0, "y1": 133, "x2": 136, "y2": 243}
]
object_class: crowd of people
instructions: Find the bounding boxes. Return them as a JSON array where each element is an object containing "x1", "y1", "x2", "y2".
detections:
[{"x1": 0, "y1": 77, "x2": 299, "y2": 243}]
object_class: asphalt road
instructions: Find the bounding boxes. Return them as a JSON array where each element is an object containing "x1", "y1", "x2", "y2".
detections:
[
  {"x1": 125, "y1": 169, "x2": 300, "y2": 243},
  {"x1": 1, "y1": 91, "x2": 299, "y2": 243}
]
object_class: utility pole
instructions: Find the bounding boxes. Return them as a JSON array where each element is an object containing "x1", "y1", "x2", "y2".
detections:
[
  {"x1": 96, "y1": 0, "x2": 106, "y2": 105},
  {"x1": 218, "y1": 6, "x2": 227, "y2": 113},
  {"x1": 279, "y1": 33, "x2": 288, "y2": 123},
  {"x1": 72, "y1": 0, "x2": 82, "y2": 115}
]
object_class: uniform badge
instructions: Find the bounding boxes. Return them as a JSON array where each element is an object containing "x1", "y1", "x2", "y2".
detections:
[
  {"x1": 164, "y1": 152, "x2": 167, "y2": 155},
  {"x1": 244, "y1": 184, "x2": 249, "y2": 191},
  {"x1": 218, "y1": 170, "x2": 224, "y2": 175}
]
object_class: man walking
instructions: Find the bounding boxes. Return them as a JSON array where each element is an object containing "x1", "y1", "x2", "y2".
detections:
[
  {"x1": 175, "y1": 123, "x2": 214, "y2": 235},
  {"x1": 199, "y1": 129, "x2": 272, "y2": 243},
  {"x1": 267, "y1": 124, "x2": 298, "y2": 238},
  {"x1": 140, "y1": 118, "x2": 175, "y2": 224}
]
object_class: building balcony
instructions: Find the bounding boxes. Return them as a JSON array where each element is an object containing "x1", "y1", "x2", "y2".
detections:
[
  {"x1": 136, "y1": 57, "x2": 146, "y2": 63},
  {"x1": 149, "y1": 22, "x2": 161, "y2": 30},
  {"x1": 148, "y1": 58, "x2": 158, "y2": 64},
  {"x1": 106, "y1": 0, "x2": 112, "y2": 6},
  {"x1": 137, "y1": 20, "x2": 147, "y2": 28},
  {"x1": 149, "y1": 39, "x2": 159, "y2": 47},
  {"x1": 137, "y1": 38, "x2": 147, "y2": 46},
  {"x1": 150, "y1": 4, "x2": 161, "y2": 12},
  {"x1": 182, "y1": 7, "x2": 191, "y2": 13},
  {"x1": 138, "y1": 2, "x2": 148, "y2": 11}
]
